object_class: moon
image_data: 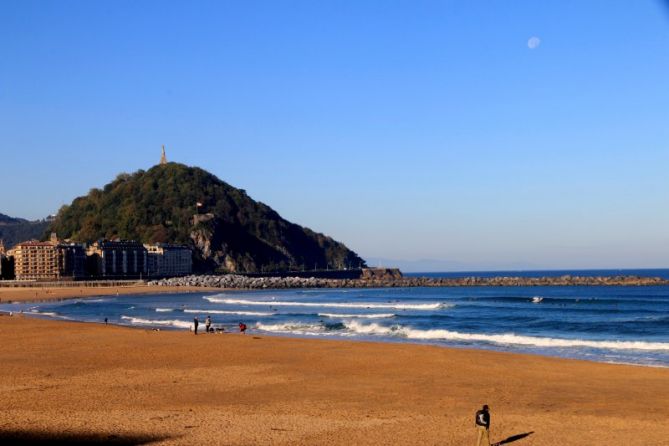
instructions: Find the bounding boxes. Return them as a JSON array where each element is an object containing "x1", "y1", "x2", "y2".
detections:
[{"x1": 528, "y1": 36, "x2": 541, "y2": 49}]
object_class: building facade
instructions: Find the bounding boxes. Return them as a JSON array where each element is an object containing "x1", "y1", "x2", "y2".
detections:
[
  {"x1": 145, "y1": 243, "x2": 192, "y2": 277},
  {"x1": 0, "y1": 254, "x2": 13, "y2": 280},
  {"x1": 58, "y1": 243, "x2": 87, "y2": 279},
  {"x1": 11, "y1": 240, "x2": 87, "y2": 281},
  {"x1": 87, "y1": 240, "x2": 148, "y2": 279},
  {"x1": 0, "y1": 241, "x2": 8, "y2": 279},
  {"x1": 12, "y1": 241, "x2": 59, "y2": 280}
]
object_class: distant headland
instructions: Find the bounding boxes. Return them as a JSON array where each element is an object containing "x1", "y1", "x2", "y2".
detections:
[{"x1": 1, "y1": 149, "x2": 365, "y2": 281}]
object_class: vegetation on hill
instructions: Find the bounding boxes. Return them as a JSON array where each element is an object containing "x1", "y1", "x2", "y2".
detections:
[
  {"x1": 0, "y1": 213, "x2": 50, "y2": 248},
  {"x1": 0, "y1": 213, "x2": 21, "y2": 224},
  {"x1": 48, "y1": 163, "x2": 366, "y2": 273}
]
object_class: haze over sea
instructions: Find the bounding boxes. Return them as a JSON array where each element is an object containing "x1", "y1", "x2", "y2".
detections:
[{"x1": 3, "y1": 269, "x2": 669, "y2": 367}]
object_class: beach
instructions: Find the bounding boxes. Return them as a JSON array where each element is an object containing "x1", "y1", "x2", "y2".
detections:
[
  {"x1": 0, "y1": 284, "x2": 217, "y2": 304},
  {"x1": 1, "y1": 313, "x2": 668, "y2": 445}
]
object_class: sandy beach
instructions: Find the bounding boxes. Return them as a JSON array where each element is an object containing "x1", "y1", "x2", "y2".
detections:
[
  {"x1": 0, "y1": 284, "x2": 218, "y2": 304},
  {"x1": 1, "y1": 313, "x2": 668, "y2": 445}
]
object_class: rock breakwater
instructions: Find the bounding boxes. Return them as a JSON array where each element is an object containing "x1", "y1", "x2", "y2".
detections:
[{"x1": 149, "y1": 274, "x2": 669, "y2": 289}]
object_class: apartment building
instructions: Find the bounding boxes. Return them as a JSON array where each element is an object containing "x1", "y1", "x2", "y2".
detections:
[
  {"x1": 11, "y1": 240, "x2": 87, "y2": 281},
  {"x1": 145, "y1": 243, "x2": 192, "y2": 277},
  {"x1": 87, "y1": 240, "x2": 148, "y2": 279},
  {"x1": 12, "y1": 241, "x2": 59, "y2": 280}
]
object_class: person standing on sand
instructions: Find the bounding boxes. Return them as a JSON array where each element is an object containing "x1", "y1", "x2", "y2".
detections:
[
  {"x1": 205, "y1": 315, "x2": 211, "y2": 333},
  {"x1": 193, "y1": 317, "x2": 199, "y2": 335},
  {"x1": 475, "y1": 404, "x2": 491, "y2": 446}
]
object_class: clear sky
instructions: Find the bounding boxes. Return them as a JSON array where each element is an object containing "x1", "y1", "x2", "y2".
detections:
[{"x1": 1, "y1": 1, "x2": 668, "y2": 270}]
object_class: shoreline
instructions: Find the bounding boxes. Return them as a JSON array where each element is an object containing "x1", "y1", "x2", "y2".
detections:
[
  {"x1": 6, "y1": 306, "x2": 668, "y2": 370},
  {"x1": 1, "y1": 315, "x2": 668, "y2": 445},
  {"x1": 2, "y1": 283, "x2": 667, "y2": 371},
  {"x1": 0, "y1": 284, "x2": 222, "y2": 304},
  {"x1": 5, "y1": 311, "x2": 667, "y2": 369}
]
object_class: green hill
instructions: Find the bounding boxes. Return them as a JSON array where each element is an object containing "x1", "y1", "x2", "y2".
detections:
[
  {"x1": 0, "y1": 213, "x2": 50, "y2": 248},
  {"x1": 48, "y1": 163, "x2": 366, "y2": 273}
]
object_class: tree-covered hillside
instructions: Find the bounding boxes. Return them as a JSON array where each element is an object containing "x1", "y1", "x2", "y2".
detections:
[
  {"x1": 48, "y1": 163, "x2": 366, "y2": 273},
  {"x1": 0, "y1": 213, "x2": 50, "y2": 248}
]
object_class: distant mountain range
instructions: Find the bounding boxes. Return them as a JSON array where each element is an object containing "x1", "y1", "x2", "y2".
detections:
[
  {"x1": 46, "y1": 162, "x2": 366, "y2": 273},
  {"x1": 0, "y1": 213, "x2": 50, "y2": 248}
]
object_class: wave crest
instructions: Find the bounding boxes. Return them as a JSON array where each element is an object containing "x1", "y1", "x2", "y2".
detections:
[
  {"x1": 318, "y1": 313, "x2": 395, "y2": 319},
  {"x1": 254, "y1": 319, "x2": 669, "y2": 352},
  {"x1": 204, "y1": 296, "x2": 448, "y2": 310},
  {"x1": 184, "y1": 309, "x2": 274, "y2": 316},
  {"x1": 121, "y1": 316, "x2": 192, "y2": 329}
]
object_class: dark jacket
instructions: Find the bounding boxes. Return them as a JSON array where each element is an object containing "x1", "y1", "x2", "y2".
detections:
[{"x1": 475, "y1": 409, "x2": 490, "y2": 428}]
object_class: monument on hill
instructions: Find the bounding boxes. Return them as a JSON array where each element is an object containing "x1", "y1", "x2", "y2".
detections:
[{"x1": 160, "y1": 145, "x2": 168, "y2": 165}]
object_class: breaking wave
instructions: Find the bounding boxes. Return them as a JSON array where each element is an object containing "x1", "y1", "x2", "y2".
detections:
[
  {"x1": 32, "y1": 311, "x2": 61, "y2": 318},
  {"x1": 254, "y1": 322, "x2": 327, "y2": 335},
  {"x1": 255, "y1": 320, "x2": 669, "y2": 351},
  {"x1": 204, "y1": 296, "x2": 448, "y2": 310},
  {"x1": 155, "y1": 308, "x2": 173, "y2": 312},
  {"x1": 121, "y1": 316, "x2": 192, "y2": 329},
  {"x1": 183, "y1": 309, "x2": 274, "y2": 316},
  {"x1": 318, "y1": 313, "x2": 395, "y2": 319}
]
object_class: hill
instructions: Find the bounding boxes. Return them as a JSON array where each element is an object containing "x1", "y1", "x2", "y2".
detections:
[
  {"x1": 0, "y1": 213, "x2": 50, "y2": 248},
  {"x1": 48, "y1": 163, "x2": 366, "y2": 273},
  {"x1": 0, "y1": 213, "x2": 26, "y2": 225}
]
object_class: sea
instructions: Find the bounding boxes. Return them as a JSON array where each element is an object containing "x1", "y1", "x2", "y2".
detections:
[{"x1": 2, "y1": 268, "x2": 669, "y2": 367}]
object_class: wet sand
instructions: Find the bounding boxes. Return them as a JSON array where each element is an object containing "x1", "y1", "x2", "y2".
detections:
[
  {"x1": 0, "y1": 284, "x2": 218, "y2": 304},
  {"x1": 0, "y1": 315, "x2": 667, "y2": 445}
]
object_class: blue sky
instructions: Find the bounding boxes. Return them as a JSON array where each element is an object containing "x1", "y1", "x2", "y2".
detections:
[{"x1": 1, "y1": 1, "x2": 668, "y2": 270}]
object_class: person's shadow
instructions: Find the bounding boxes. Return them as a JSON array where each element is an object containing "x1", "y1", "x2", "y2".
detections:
[{"x1": 492, "y1": 431, "x2": 534, "y2": 445}]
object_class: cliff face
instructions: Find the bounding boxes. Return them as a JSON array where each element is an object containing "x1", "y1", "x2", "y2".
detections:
[{"x1": 48, "y1": 163, "x2": 366, "y2": 273}]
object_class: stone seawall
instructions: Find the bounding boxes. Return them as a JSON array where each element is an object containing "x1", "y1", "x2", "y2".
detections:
[{"x1": 149, "y1": 274, "x2": 669, "y2": 289}]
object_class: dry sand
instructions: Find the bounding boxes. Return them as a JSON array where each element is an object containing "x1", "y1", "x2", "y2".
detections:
[
  {"x1": 0, "y1": 284, "x2": 218, "y2": 304},
  {"x1": 1, "y1": 313, "x2": 668, "y2": 445}
]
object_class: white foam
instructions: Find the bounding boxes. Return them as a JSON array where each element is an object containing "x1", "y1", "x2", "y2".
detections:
[
  {"x1": 204, "y1": 296, "x2": 448, "y2": 310},
  {"x1": 120, "y1": 316, "x2": 192, "y2": 329},
  {"x1": 255, "y1": 322, "x2": 325, "y2": 336},
  {"x1": 254, "y1": 319, "x2": 669, "y2": 352},
  {"x1": 318, "y1": 313, "x2": 395, "y2": 319},
  {"x1": 155, "y1": 308, "x2": 174, "y2": 312},
  {"x1": 35, "y1": 311, "x2": 60, "y2": 318},
  {"x1": 343, "y1": 321, "x2": 669, "y2": 351},
  {"x1": 183, "y1": 309, "x2": 274, "y2": 316}
]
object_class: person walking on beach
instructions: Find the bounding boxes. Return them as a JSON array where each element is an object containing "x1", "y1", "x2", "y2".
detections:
[
  {"x1": 193, "y1": 317, "x2": 199, "y2": 335},
  {"x1": 205, "y1": 315, "x2": 212, "y2": 333},
  {"x1": 475, "y1": 404, "x2": 491, "y2": 446},
  {"x1": 239, "y1": 322, "x2": 247, "y2": 334}
]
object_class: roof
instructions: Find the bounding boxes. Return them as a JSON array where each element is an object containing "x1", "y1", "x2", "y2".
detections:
[{"x1": 14, "y1": 241, "x2": 55, "y2": 247}]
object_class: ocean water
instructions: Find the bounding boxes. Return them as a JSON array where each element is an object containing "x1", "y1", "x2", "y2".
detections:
[
  {"x1": 2, "y1": 283, "x2": 669, "y2": 367},
  {"x1": 406, "y1": 268, "x2": 669, "y2": 280}
]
